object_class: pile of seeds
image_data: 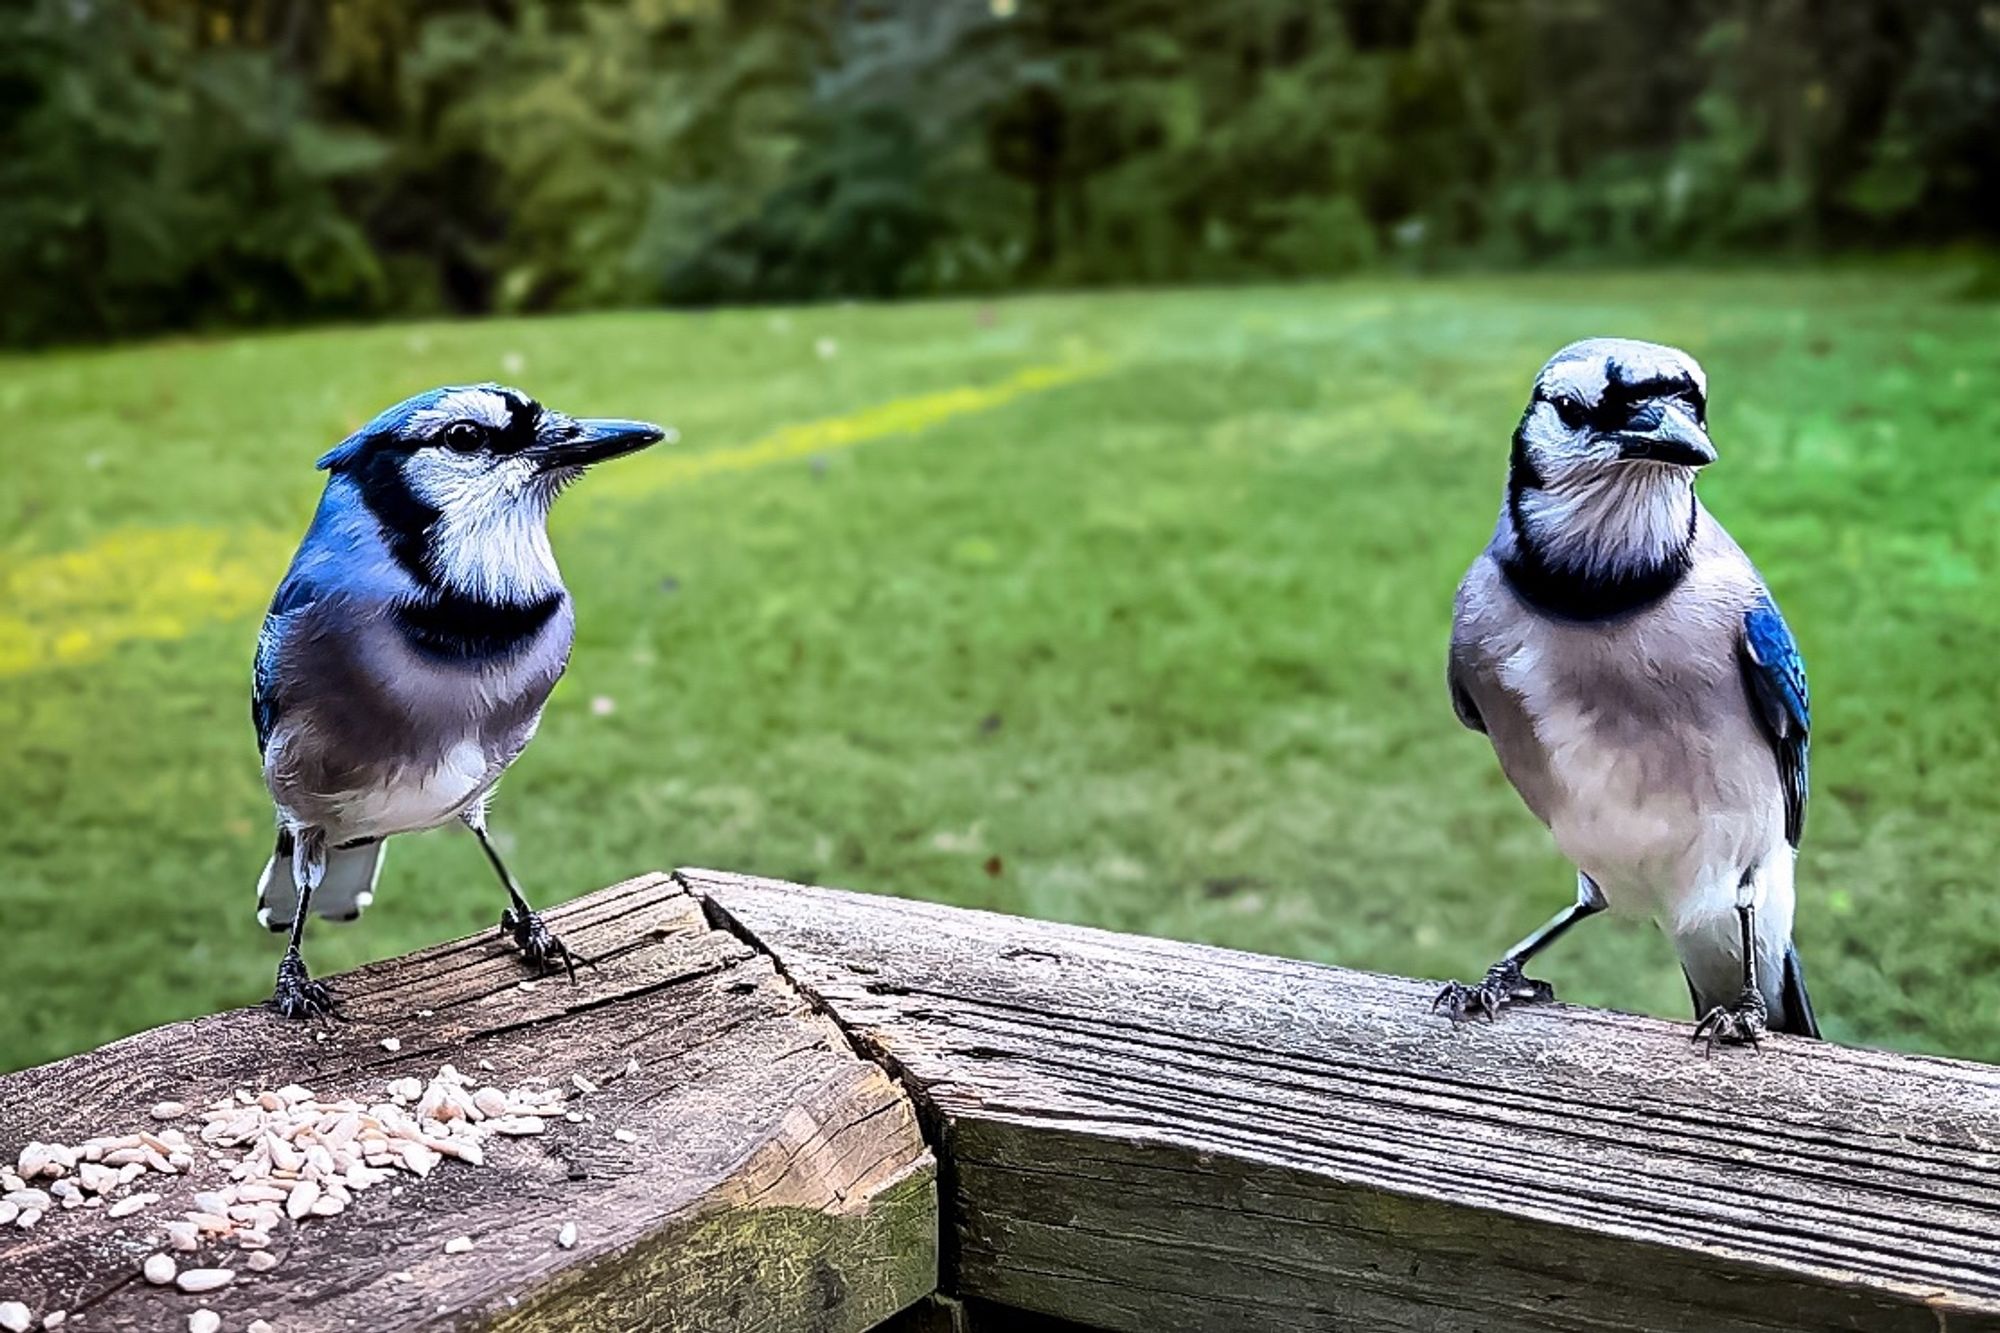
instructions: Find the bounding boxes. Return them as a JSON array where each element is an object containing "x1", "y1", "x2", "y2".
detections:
[
  {"x1": 4, "y1": 1119, "x2": 197, "y2": 1233},
  {"x1": 2, "y1": 1064, "x2": 578, "y2": 1328}
]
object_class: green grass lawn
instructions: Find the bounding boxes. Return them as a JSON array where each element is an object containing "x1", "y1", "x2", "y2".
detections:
[{"x1": 3, "y1": 272, "x2": 1997, "y2": 1073}]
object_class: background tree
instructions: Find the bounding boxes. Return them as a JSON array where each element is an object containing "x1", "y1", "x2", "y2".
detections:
[{"x1": 1, "y1": 0, "x2": 1992, "y2": 345}]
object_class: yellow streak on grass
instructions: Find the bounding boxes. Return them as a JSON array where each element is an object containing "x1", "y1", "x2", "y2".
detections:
[
  {"x1": 0, "y1": 359, "x2": 1107, "y2": 677},
  {"x1": 591, "y1": 359, "x2": 1105, "y2": 499},
  {"x1": 0, "y1": 527, "x2": 293, "y2": 676}
]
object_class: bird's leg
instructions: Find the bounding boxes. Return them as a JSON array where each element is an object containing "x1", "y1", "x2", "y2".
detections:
[
  {"x1": 1692, "y1": 901, "x2": 1769, "y2": 1051},
  {"x1": 272, "y1": 827, "x2": 337, "y2": 1019},
  {"x1": 1434, "y1": 874, "x2": 1606, "y2": 1022},
  {"x1": 465, "y1": 814, "x2": 581, "y2": 983}
]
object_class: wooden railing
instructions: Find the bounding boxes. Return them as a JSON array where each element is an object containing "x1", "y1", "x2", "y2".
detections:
[{"x1": 2, "y1": 869, "x2": 1997, "y2": 1332}]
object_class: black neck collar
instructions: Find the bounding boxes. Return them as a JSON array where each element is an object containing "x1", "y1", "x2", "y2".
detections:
[
  {"x1": 338, "y1": 461, "x2": 565, "y2": 662},
  {"x1": 1500, "y1": 456, "x2": 1697, "y2": 622},
  {"x1": 346, "y1": 448, "x2": 439, "y2": 587},
  {"x1": 393, "y1": 589, "x2": 565, "y2": 663}
]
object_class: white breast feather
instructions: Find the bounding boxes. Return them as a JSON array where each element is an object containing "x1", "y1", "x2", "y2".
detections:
[
  {"x1": 331, "y1": 739, "x2": 490, "y2": 840},
  {"x1": 1516, "y1": 467, "x2": 1690, "y2": 580},
  {"x1": 1498, "y1": 627, "x2": 1772, "y2": 933}
]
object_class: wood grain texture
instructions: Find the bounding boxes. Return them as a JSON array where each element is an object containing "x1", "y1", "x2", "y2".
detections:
[
  {"x1": 875, "y1": 1293, "x2": 1106, "y2": 1333},
  {"x1": 0, "y1": 874, "x2": 937, "y2": 1333},
  {"x1": 689, "y1": 867, "x2": 2000, "y2": 1333}
]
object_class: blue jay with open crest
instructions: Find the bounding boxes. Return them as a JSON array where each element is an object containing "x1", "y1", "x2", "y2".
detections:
[
  {"x1": 252, "y1": 384, "x2": 662, "y2": 1017},
  {"x1": 1436, "y1": 339, "x2": 1818, "y2": 1045}
]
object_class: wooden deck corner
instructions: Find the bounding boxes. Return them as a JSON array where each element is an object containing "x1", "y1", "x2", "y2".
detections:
[{"x1": 0, "y1": 874, "x2": 937, "y2": 1333}]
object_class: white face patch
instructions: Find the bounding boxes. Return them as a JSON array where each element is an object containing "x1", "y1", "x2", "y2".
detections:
[
  {"x1": 1515, "y1": 465, "x2": 1694, "y2": 579},
  {"x1": 1517, "y1": 399, "x2": 1694, "y2": 578},
  {"x1": 397, "y1": 415, "x2": 565, "y2": 604}
]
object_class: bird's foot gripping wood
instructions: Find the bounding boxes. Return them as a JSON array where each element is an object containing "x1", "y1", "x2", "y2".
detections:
[
  {"x1": 271, "y1": 948, "x2": 337, "y2": 1020},
  {"x1": 1433, "y1": 958, "x2": 1555, "y2": 1022},
  {"x1": 1692, "y1": 987, "x2": 1768, "y2": 1052},
  {"x1": 501, "y1": 905, "x2": 581, "y2": 983}
]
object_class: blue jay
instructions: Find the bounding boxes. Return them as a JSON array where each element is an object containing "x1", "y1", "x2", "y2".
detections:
[
  {"x1": 1436, "y1": 339, "x2": 1817, "y2": 1045},
  {"x1": 251, "y1": 384, "x2": 662, "y2": 1017}
]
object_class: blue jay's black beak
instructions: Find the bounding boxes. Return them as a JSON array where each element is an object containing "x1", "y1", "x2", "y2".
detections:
[
  {"x1": 534, "y1": 417, "x2": 665, "y2": 470},
  {"x1": 1613, "y1": 401, "x2": 1715, "y2": 468}
]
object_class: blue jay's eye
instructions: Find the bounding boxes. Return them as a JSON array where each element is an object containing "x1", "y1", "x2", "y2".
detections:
[
  {"x1": 442, "y1": 421, "x2": 485, "y2": 452},
  {"x1": 1550, "y1": 393, "x2": 1587, "y2": 429}
]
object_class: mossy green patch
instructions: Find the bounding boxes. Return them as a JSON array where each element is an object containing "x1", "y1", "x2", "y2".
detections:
[{"x1": 488, "y1": 1161, "x2": 937, "y2": 1333}]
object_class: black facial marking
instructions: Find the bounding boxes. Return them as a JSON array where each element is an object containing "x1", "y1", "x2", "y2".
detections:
[
  {"x1": 1533, "y1": 359, "x2": 1705, "y2": 435},
  {"x1": 491, "y1": 391, "x2": 543, "y2": 455},
  {"x1": 394, "y1": 589, "x2": 565, "y2": 663},
  {"x1": 1598, "y1": 359, "x2": 1704, "y2": 429},
  {"x1": 429, "y1": 392, "x2": 542, "y2": 456},
  {"x1": 349, "y1": 446, "x2": 441, "y2": 586},
  {"x1": 1507, "y1": 420, "x2": 1544, "y2": 491}
]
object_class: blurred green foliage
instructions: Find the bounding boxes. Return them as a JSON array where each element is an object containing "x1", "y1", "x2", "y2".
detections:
[{"x1": 2, "y1": 0, "x2": 1997, "y2": 345}]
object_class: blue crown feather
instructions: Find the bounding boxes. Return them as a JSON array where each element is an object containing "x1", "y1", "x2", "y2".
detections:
[{"x1": 316, "y1": 384, "x2": 512, "y2": 470}]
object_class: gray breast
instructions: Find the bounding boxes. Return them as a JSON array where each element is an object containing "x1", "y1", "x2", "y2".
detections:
[
  {"x1": 1449, "y1": 519, "x2": 1783, "y2": 901},
  {"x1": 263, "y1": 596, "x2": 572, "y2": 837}
]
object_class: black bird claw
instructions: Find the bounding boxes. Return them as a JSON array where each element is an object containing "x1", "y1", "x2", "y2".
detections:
[
  {"x1": 272, "y1": 950, "x2": 338, "y2": 1020},
  {"x1": 1433, "y1": 958, "x2": 1556, "y2": 1022},
  {"x1": 501, "y1": 906, "x2": 584, "y2": 984},
  {"x1": 1692, "y1": 988, "x2": 1768, "y2": 1053}
]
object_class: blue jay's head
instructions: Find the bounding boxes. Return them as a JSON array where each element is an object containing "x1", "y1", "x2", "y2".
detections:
[
  {"x1": 319, "y1": 383, "x2": 662, "y2": 491},
  {"x1": 1514, "y1": 339, "x2": 1713, "y2": 486},
  {"x1": 1507, "y1": 340, "x2": 1713, "y2": 580},
  {"x1": 317, "y1": 384, "x2": 664, "y2": 602}
]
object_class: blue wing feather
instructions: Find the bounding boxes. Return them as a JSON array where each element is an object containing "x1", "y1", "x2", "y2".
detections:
[
  {"x1": 252, "y1": 478, "x2": 390, "y2": 756},
  {"x1": 1739, "y1": 593, "x2": 1810, "y2": 847},
  {"x1": 252, "y1": 566, "x2": 319, "y2": 756}
]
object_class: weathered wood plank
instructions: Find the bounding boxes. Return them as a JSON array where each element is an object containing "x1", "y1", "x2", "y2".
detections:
[
  {"x1": 874, "y1": 1293, "x2": 1106, "y2": 1333},
  {"x1": 0, "y1": 874, "x2": 937, "y2": 1333},
  {"x1": 690, "y1": 867, "x2": 2000, "y2": 1333}
]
